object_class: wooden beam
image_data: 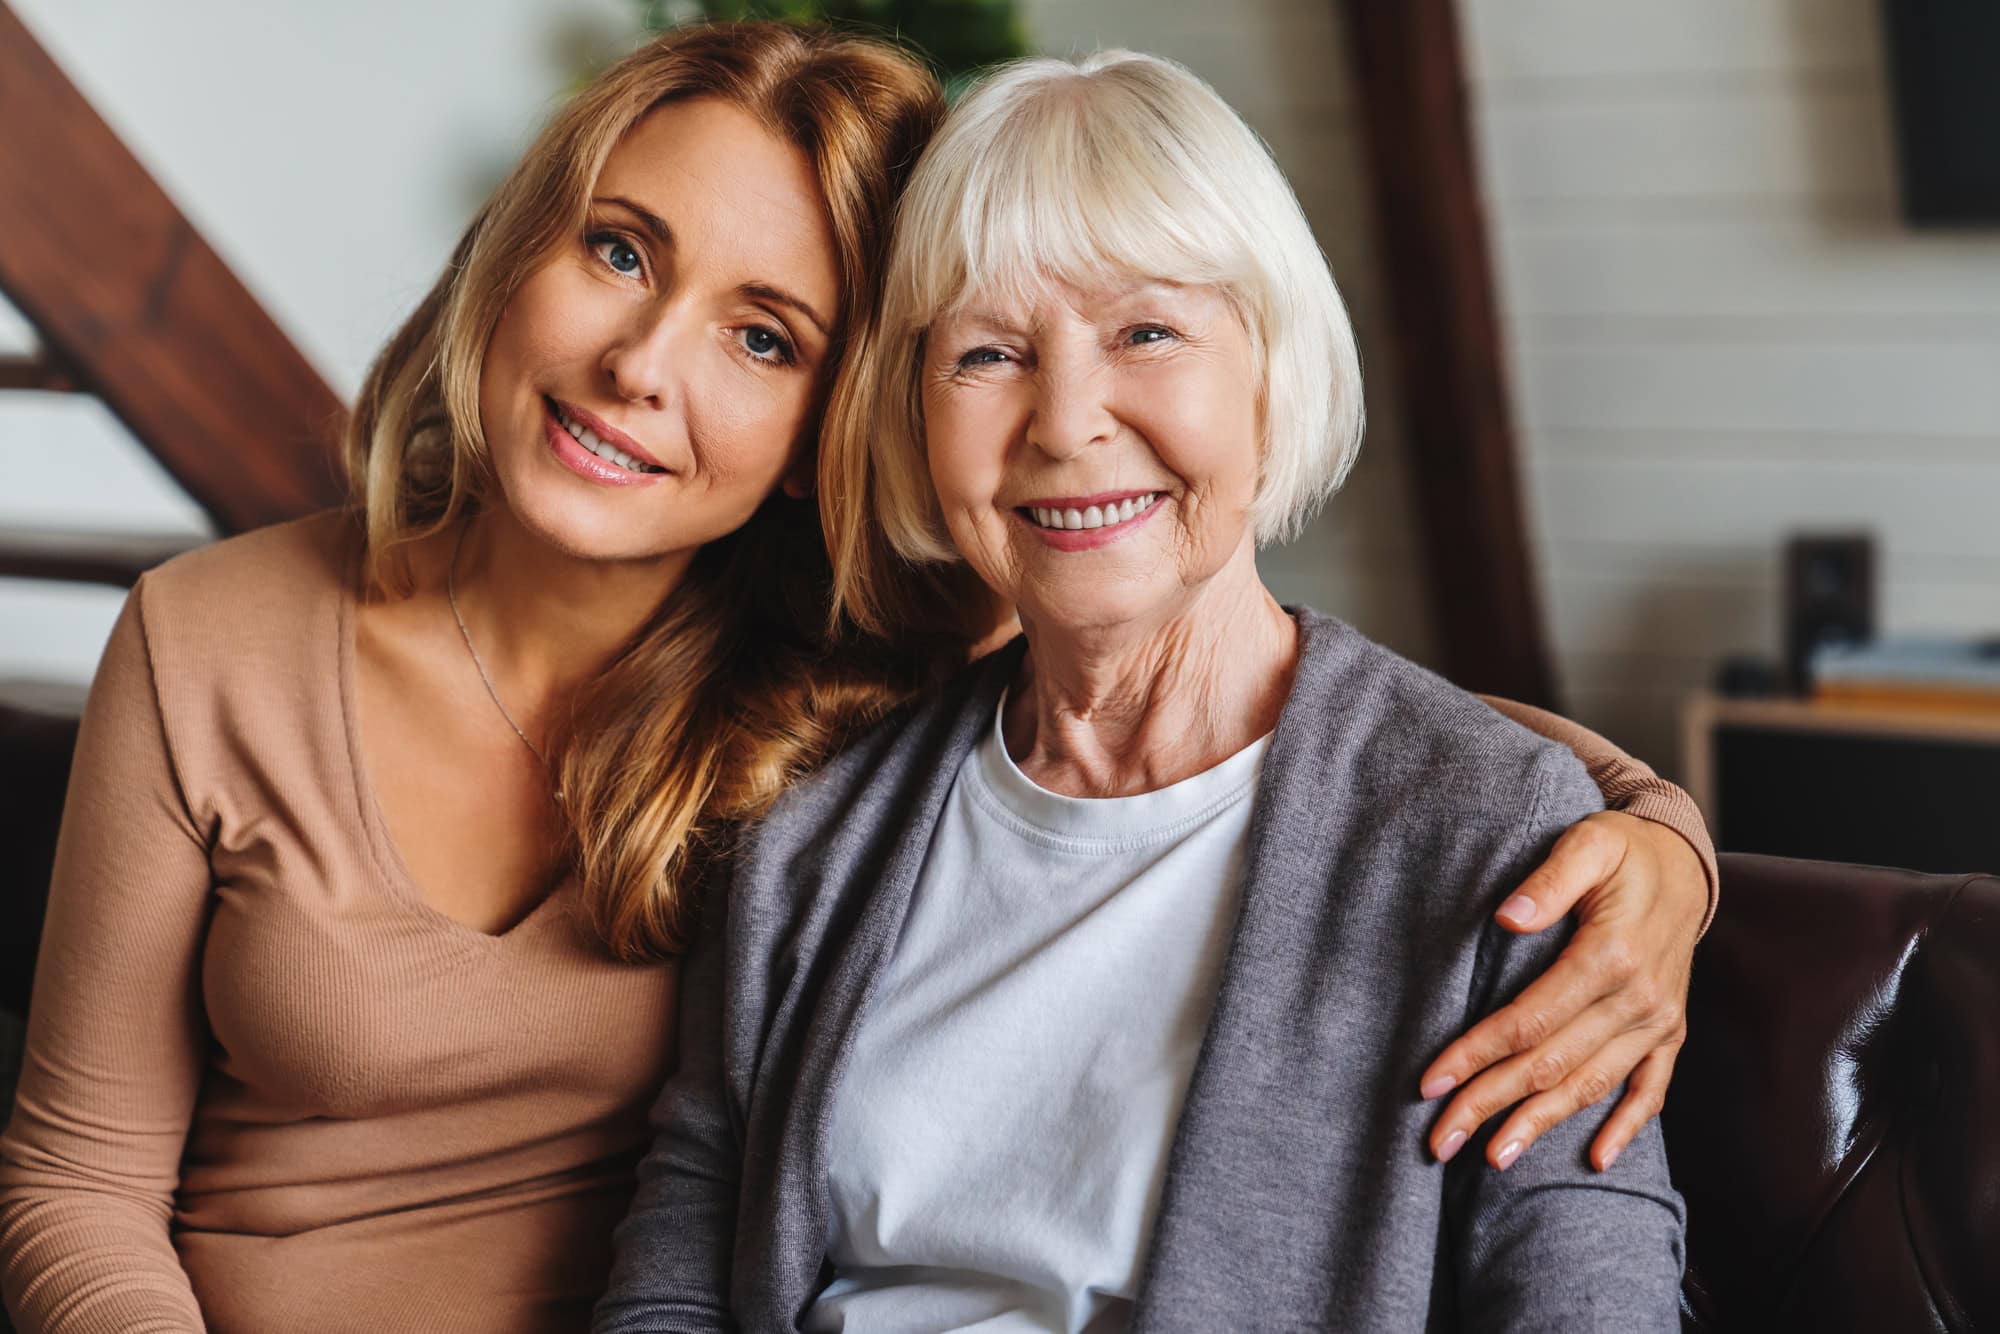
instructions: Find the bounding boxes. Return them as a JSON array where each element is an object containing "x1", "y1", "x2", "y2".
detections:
[
  {"x1": 1342, "y1": 0, "x2": 1557, "y2": 708},
  {"x1": 0, "y1": 351, "x2": 84, "y2": 392},
  {"x1": 0, "y1": 3, "x2": 347, "y2": 534},
  {"x1": 0, "y1": 527, "x2": 203, "y2": 588}
]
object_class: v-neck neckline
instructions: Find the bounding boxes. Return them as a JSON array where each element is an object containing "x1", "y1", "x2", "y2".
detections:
[{"x1": 333, "y1": 530, "x2": 570, "y2": 948}]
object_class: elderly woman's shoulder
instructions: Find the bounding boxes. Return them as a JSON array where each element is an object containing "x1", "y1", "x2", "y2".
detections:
[{"x1": 1289, "y1": 609, "x2": 1599, "y2": 819}]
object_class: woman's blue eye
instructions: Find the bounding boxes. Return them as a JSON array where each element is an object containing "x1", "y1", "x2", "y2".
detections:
[
  {"x1": 957, "y1": 348, "x2": 1008, "y2": 369},
  {"x1": 589, "y1": 233, "x2": 642, "y2": 276},
  {"x1": 742, "y1": 326, "x2": 792, "y2": 362},
  {"x1": 1129, "y1": 326, "x2": 1173, "y2": 345}
]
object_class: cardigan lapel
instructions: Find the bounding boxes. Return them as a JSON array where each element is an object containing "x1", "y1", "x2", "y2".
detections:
[
  {"x1": 767, "y1": 639, "x2": 1028, "y2": 1321},
  {"x1": 1127, "y1": 611, "x2": 1399, "y2": 1329}
]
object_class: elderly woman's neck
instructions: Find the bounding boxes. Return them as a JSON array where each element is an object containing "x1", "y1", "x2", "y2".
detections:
[{"x1": 1006, "y1": 571, "x2": 1298, "y2": 799}]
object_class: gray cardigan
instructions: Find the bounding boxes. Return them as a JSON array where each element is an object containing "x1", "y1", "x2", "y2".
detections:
[{"x1": 595, "y1": 610, "x2": 1686, "y2": 1332}]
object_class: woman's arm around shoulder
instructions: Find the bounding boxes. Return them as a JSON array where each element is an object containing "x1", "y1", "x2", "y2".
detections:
[
  {"x1": 1442, "y1": 746, "x2": 1686, "y2": 1332},
  {"x1": 0, "y1": 582, "x2": 210, "y2": 1332},
  {"x1": 1423, "y1": 698, "x2": 1711, "y2": 1173}
]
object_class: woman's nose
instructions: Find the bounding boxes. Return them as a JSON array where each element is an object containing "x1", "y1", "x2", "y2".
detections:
[
  {"x1": 600, "y1": 306, "x2": 688, "y2": 408},
  {"x1": 1025, "y1": 365, "x2": 1116, "y2": 459}
]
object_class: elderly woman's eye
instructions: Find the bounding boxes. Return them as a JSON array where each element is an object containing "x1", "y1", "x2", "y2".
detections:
[
  {"x1": 955, "y1": 347, "x2": 1010, "y2": 370},
  {"x1": 1127, "y1": 325, "x2": 1176, "y2": 345},
  {"x1": 587, "y1": 232, "x2": 644, "y2": 277}
]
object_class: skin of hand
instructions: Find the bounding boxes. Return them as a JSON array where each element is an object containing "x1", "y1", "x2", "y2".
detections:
[{"x1": 1420, "y1": 810, "x2": 1707, "y2": 1172}]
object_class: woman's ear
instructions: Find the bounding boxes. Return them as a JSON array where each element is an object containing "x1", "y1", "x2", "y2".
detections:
[{"x1": 781, "y1": 462, "x2": 814, "y2": 500}]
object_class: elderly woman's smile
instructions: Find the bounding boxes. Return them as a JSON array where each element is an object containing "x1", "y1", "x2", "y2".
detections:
[{"x1": 923, "y1": 280, "x2": 1262, "y2": 631}]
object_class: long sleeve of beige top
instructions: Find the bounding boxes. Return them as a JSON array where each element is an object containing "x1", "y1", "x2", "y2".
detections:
[
  {"x1": 0, "y1": 516, "x2": 678, "y2": 1334},
  {"x1": 0, "y1": 513, "x2": 1712, "y2": 1333}
]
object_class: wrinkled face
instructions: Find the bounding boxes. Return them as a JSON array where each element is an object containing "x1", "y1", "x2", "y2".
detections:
[
  {"x1": 922, "y1": 279, "x2": 1263, "y2": 632},
  {"x1": 478, "y1": 97, "x2": 840, "y2": 564}
]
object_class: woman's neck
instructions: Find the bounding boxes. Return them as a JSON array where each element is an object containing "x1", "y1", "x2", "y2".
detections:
[
  {"x1": 421, "y1": 508, "x2": 692, "y2": 730},
  {"x1": 1005, "y1": 555, "x2": 1298, "y2": 799}
]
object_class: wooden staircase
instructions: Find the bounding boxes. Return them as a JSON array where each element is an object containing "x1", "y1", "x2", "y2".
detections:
[{"x1": 1, "y1": 1, "x2": 347, "y2": 1012}]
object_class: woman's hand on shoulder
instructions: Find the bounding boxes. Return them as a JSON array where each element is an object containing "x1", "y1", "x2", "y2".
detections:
[{"x1": 1420, "y1": 811, "x2": 1706, "y2": 1172}]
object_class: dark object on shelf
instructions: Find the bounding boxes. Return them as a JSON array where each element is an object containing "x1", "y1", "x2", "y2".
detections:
[
  {"x1": 1668, "y1": 854, "x2": 1999, "y2": 1331},
  {"x1": 1714, "y1": 654, "x2": 1783, "y2": 699},
  {"x1": 1784, "y1": 533, "x2": 1874, "y2": 693},
  {"x1": 1882, "y1": 0, "x2": 2000, "y2": 225}
]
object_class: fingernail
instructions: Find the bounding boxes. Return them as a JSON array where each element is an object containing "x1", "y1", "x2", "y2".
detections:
[
  {"x1": 1494, "y1": 1139, "x2": 1523, "y2": 1170},
  {"x1": 1497, "y1": 896, "x2": 1537, "y2": 928},
  {"x1": 1420, "y1": 1075, "x2": 1456, "y2": 1100},
  {"x1": 1599, "y1": 1145, "x2": 1620, "y2": 1171},
  {"x1": 1436, "y1": 1129, "x2": 1467, "y2": 1163}
]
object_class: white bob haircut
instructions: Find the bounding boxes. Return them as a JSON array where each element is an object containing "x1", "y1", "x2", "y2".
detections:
[{"x1": 823, "y1": 47, "x2": 1365, "y2": 606}]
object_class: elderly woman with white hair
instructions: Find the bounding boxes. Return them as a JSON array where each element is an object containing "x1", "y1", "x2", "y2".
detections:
[{"x1": 596, "y1": 49, "x2": 1685, "y2": 1333}]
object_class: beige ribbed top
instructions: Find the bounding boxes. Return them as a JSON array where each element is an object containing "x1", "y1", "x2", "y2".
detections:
[
  {"x1": 0, "y1": 512, "x2": 1713, "y2": 1334},
  {"x1": 0, "y1": 515, "x2": 677, "y2": 1333}
]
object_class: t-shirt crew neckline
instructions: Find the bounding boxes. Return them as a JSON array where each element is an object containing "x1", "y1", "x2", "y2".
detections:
[{"x1": 971, "y1": 689, "x2": 1272, "y2": 852}]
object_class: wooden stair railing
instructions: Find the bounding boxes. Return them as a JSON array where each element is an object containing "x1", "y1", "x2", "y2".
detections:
[{"x1": 0, "y1": 0, "x2": 348, "y2": 582}]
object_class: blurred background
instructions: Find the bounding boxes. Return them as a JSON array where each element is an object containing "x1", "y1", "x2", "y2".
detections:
[{"x1": 3, "y1": 0, "x2": 1997, "y2": 870}]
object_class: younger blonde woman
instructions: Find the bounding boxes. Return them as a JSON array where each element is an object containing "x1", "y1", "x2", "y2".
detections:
[
  {"x1": 4, "y1": 20, "x2": 1707, "y2": 1334},
  {"x1": 0, "y1": 24, "x2": 951, "y2": 1332}
]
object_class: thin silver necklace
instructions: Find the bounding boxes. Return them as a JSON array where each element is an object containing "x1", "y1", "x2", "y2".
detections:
[{"x1": 447, "y1": 526, "x2": 551, "y2": 774}]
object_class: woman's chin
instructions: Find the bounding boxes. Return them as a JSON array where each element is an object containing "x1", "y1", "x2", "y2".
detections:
[
  {"x1": 494, "y1": 484, "x2": 669, "y2": 567},
  {"x1": 1016, "y1": 584, "x2": 1178, "y2": 641}
]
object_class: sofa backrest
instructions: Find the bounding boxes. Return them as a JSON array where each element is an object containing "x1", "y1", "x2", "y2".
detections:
[{"x1": 1667, "y1": 853, "x2": 1998, "y2": 1332}]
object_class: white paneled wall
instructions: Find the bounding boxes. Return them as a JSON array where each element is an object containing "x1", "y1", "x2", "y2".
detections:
[
  {"x1": 1020, "y1": 0, "x2": 1437, "y2": 664},
  {"x1": 1461, "y1": 0, "x2": 2000, "y2": 772}
]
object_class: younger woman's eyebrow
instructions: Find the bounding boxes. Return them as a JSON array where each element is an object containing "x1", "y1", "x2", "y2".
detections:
[
  {"x1": 743, "y1": 283, "x2": 830, "y2": 338},
  {"x1": 593, "y1": 195, "x2": 673, "y2": 246}
]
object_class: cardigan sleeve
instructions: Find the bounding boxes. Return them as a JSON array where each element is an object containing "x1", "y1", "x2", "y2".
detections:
[
  {"x1": 1442, "y1": 748, "x2": 1688, "y2": 1332},
  {"x1": 592, "y1": 878, "x2": 740, "y2": 1334},
  {"x1": 0, "y1": 583, "x2": 210, "y2": 1332},
  {"x1": 1477, "y1": 695, "x2": 1718, "y2": 937}
]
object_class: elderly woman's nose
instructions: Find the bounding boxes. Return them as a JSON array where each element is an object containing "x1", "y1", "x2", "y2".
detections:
[
  {"x1": 1025, "y1": 366, "x2": 1117, "y2": 459},
  {"x1": 600, "y1": 306, "x2": 691, "y2": 408}
]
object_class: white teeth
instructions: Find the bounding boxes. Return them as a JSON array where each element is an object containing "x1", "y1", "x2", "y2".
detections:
[
  {"x1": 555, "y1": 405, "x2": 661, "y2": 474},
  {"x1": 1026, "y1": 493, "x2": 1161, "y2": 532}
]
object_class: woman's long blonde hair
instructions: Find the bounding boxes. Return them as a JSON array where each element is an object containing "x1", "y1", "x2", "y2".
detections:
[{"x1": 345, "y1": 21, "x2": 965, "y2": 960}]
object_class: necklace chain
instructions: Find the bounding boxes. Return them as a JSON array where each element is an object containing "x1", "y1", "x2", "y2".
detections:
[{"x1": 447, "y1": 526, "x2": 550, "y2": 771}]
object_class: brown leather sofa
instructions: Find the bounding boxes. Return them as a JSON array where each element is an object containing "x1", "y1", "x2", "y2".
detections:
[
  {"x1": 1665, "y1": 853, "x2": 1998, "y2": 1332},
  {"x1": 1, "y1": 695, "x2": 1995, "y2": 1330}
]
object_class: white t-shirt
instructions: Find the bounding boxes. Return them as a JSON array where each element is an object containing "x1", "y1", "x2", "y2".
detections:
[{"x1": 806, "y1": 697, "x2": 1271, "y2": 1333}]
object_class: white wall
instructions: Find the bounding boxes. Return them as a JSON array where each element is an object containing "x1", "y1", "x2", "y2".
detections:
[
  {"x1": 1461, "y1": 0, "x2": 2000, "y2": 772},
  {"x1": 0, "y1": 0, "x2": 1435, "y2": 688}
]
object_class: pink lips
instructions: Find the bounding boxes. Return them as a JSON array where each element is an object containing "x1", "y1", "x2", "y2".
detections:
[
  {"x1": 1014, "y1": 490, "x2": 1165, "y2": 552},
  {"x1": 543, "y1": 398, "x2": 667, "y2": 489}
]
